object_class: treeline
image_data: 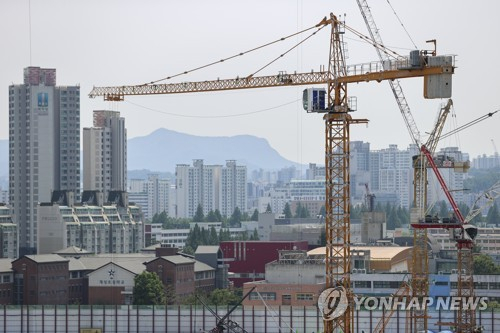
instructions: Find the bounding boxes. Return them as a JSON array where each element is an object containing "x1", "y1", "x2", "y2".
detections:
[
  {"x1": 151, "y1": 204, "x2": 259, "y2": 229},
  {"x1": 182, "y1": 224, "x2": 259, "y2": 255}
]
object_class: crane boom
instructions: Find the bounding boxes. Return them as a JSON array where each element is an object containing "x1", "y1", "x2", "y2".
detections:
[{"x1": 89, "y1": 59, "x2": 453, "y2": 101}]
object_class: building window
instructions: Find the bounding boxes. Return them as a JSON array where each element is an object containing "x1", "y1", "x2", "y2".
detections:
[
  {"x1": 249, "y1": 292, "x2": 276, "y2": 301},
  {"x1": 296, "y1": 293, "x2": 313, "y2": 301}
]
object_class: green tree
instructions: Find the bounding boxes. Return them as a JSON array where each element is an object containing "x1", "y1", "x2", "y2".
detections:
[
  {"x1": 486, "y1": 202, "x2": 500, "y2": 225},
  {"x1": 214, "y1": 209, "x2": 223, "y2": 222},
  {"x1": 294, "y1": 203, "x2": 310, "y2": 218},
  {"x1": 185, "y1": 224, "x2": 202, "y2": 249},
  {"x1": 458, "y1": 203, "x2": 470, "y2": 219},
  {"x1": 193, "y1": 204, "x2": 205, "y2": 222},
  {"x1": 438, "y1": 201, "x2": 449, "y2": 218},
  {"x1": 387, "y1": 206, "x2": 401, "y2": 230},
  {"x1": 318, "y1": 227, "x2": 326, "y2": 246},
  {"x1": 206, "y1": 210, "x2": 217, "y2": 222},
  {"x1": 250, "y1": 209, "x2": 259, "y2": 221},
  {"x1": 265, "y1": 203, "x2": 272, "y2": 213},
  {"x1": 209, "y1": 226, "x2": 219, "y2": 245},
  {"x1": 182, "y1": 245, "x2": 195, "y2": 256},
  {"x1": 350, "y1": 204, "x2": 362, "y2": 219},
  {"x1": 318, "y1": 205, "x2": 326, "y2": 218},
  {"x1": 133, "y1": 271, "x2": 166, "y2": 305},
  {"x1": 473, "y1": 253, "x2": 500, "y2": 274},
  {"x1": 283, "y1": 203, "x2": 292, "y2": 218},
  {"x1": 218, "y1": 228, "x2": 231, "y2": 242},
  {"x1": 209, "y1": 288, "x2": 242, "y2": 306},
  {"x1": 229, "y1": 207, "x2": 242, "y2": 227},
  {"x1": 249, "y1": 228, "x2": 259, "y2": 240}
]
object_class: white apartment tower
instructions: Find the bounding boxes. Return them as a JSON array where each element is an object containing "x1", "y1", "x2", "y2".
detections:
[
  {"x1": 221, "y1": 160, "x2": 247, "y2": 217},
  {"x1": 9, "y1": 67, "x2": 80, "y2": 255},
  {"x1": 370, "y1": 144, "x2": 418, "y2": 209},
  {"x1": 83, "y1": 111, "x2": 127, "y2": 200},
  {"x1": 176, "y1": 160, "x2": 247, "y2": 218},
  {"x1": 147, "y1": 174, "x2": 170, "y2": 218}
]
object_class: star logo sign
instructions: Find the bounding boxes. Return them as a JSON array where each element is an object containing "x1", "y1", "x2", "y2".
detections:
[{"x1": 108, "y1": 268, "x2": 115, "y2": 280}]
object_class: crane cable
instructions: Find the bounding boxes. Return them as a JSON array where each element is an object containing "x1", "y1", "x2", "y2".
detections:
[
  {"x1": 385, "y1": 0, "x2": 418, "y2": 50},
  {"x1": 146, "y1": 22, "x2": 329, "y2": 86},
  {"x1": 439, "y1": 110, "x2": 499, "y2": 141},
  {"x1": 124, "y1": 98, "x2": 301, "y2": 119},
  {"x1": 249, "y1": 23, "x2": 328, "y2": 78},
  {"x1": 339, "y1": 20, "x2": 403, "y2": 60}
]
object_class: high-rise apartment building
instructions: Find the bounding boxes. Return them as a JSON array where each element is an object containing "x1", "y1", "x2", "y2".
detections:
[
  {"x1": 176, "y1": 160, "x2": 247, "y2": 218},
  {"x1": 428, "y1": 147, "x2": 468, "y2": 205},
  {"x1": 350, "y1": 141, "x2": 371, "y2": 205},
  {"x1": 221, "y1": 160, "x2": 247, "y2": 217},
  {"x1": 83, "y1": 111, "x2": 127, "y2": 199},
  {"x1": 128, "y1": 176, "x2": 172, "y2": 220},
  {"x1": 9, "y1": 67, "x2": 80, "y2": 255},
  {"x1": 147, "y1": 174, "x2": 170, "y2": 219},
  {"x1": 370, "y1": 144, "x2": 418, "y2": 209}
]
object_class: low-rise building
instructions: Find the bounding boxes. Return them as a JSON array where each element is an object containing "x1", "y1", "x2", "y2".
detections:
[
  {"x1": 145, "y1": 255, "x2": 195, "y2": 303},
  {"x1": 429, "y1": 226, "x2": 500, "y2": 255},
  {"x1": 0, "y1": 204, "x2": 17, "y2": 258},
  {"x1": 37, "y1": 191, "x2": 144, "y2": 255},
  {"x1": 219, "y1": 241, "x2": 308, "y2": 287},
  {"x1": 12, "y1": 254, "x2": 70, "y2": 305},
  {"x1": 0, "y1": 259, "x2": 13, "y2": 304}
]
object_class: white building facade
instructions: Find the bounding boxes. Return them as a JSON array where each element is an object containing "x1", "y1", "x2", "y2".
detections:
[{"x1": 176, "y1": 160, "x2": 247, "y2": 218}]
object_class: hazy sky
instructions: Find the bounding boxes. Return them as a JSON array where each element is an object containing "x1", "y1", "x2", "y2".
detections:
[{"x1": 2, "y1": 1, "x2": 499, "y2": 166}]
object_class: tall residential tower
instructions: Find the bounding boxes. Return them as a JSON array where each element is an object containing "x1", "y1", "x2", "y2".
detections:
[
  {"x1": 9, "y1": 67, "x2": 80, "y2": 255},
  {"x1": 83, "y1": 110, "x2": 127, "y2": 199}
]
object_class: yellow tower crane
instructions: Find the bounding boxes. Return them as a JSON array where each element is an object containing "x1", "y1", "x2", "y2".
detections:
[{"x1": 89, "y1": 14, "x2": 455, "y2": 333}]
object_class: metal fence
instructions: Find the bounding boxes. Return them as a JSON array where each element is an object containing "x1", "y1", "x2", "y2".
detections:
[{"x1": 0, "y1": 305, "x2": 499, "y2": 333}]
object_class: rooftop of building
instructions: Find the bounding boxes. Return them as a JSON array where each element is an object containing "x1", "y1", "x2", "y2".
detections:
[
  {"x1": 195, "y1": 246, "x2": 220, "y2": 254},
  {"x1": 0, "y1": 259, "x2": 13, "y2": 273},
  {"x1": 22, "y1": 254, "x2": 70, "y2": 264},
  {"x1": 195, "y1": 261, "x2": 215, "y2": 273},
  {"x1": 54, "y1": 246, "x2": 92, "y2": 255}
]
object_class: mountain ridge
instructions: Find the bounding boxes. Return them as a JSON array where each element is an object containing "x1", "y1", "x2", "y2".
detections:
[
  {"x1": 0, "y1": 129, "x2": 301, "y2": 179},
  {"x1": 127, "y1": 128, "x2": 300, "y2": 172}
]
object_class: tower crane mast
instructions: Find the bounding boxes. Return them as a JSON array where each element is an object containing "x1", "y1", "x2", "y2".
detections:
[{"x1": 89, "y1": 14, "x2": 455, "y2": 333}]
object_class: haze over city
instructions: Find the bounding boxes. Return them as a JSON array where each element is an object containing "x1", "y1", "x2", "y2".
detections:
[{"x1": 1, "y1": 1, "x2": 499, "y2": 165}]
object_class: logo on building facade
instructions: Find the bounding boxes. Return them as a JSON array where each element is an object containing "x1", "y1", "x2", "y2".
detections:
[
  {"x1": 317, "y1": 286, "x2": 348, "y2": 321},
  {"x1": 37, "y1": 92, "x2": 48, "y2": 107}
]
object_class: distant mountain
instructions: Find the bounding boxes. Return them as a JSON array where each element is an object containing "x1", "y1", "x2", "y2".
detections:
[
  {"x1": 0, "y1": 130, "x2": 300, "y2": 181},
  {"x1": 127, "y1": 128, "x2": 300, "y2": 172}
]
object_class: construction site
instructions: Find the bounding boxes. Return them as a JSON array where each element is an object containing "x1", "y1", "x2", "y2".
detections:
[{"x1": 82, "y1": 0, "x2": 500, "y2": 333}]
